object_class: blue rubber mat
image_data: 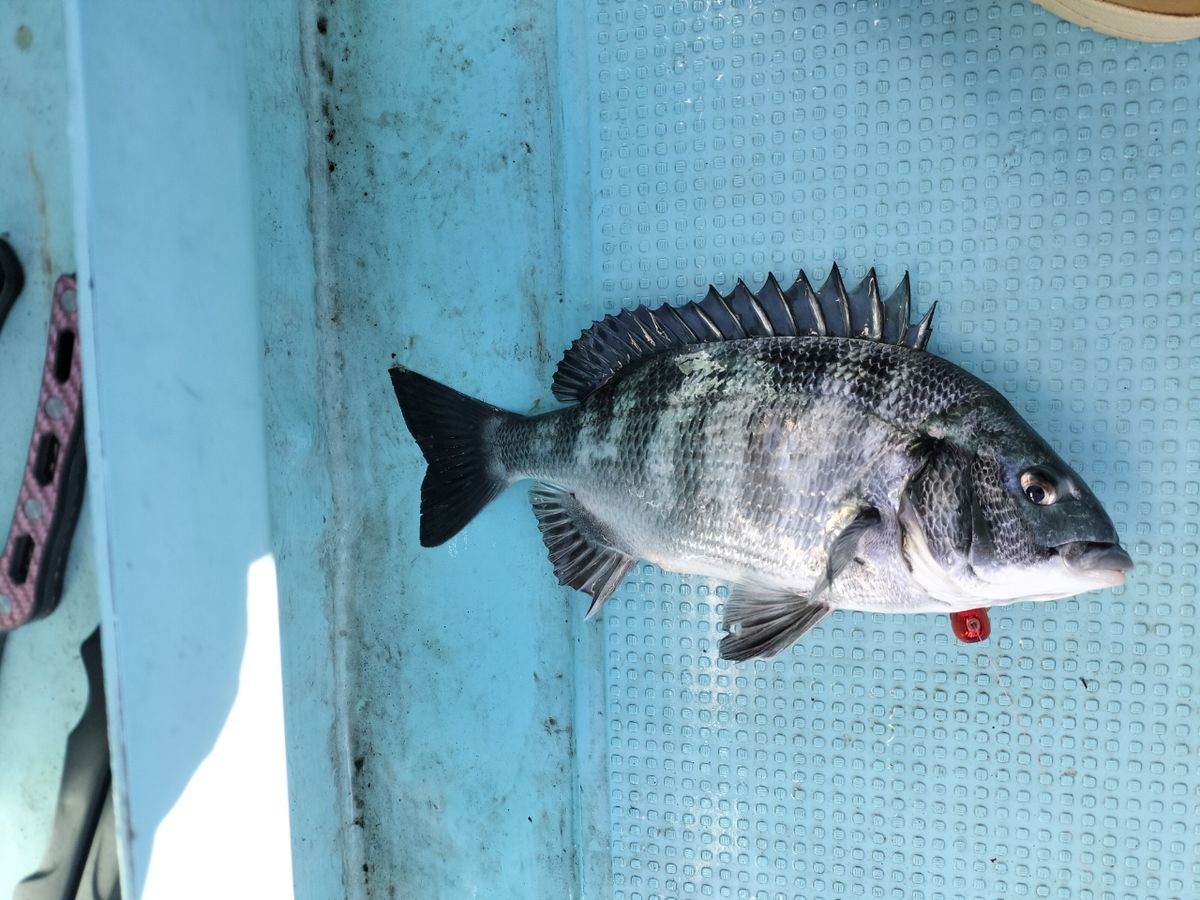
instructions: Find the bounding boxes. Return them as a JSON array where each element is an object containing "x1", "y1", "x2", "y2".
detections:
[
  {"x1": 586, "y1": 4, "x2": 1200, "y2": 899},
  {"x1": 249, "y1": 0, "x2": 1200, "y2": 897}
]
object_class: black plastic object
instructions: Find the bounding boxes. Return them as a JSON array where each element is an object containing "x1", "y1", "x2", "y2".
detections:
[
  {"x1": 0, "y1": 274, "x2": 88, "y2": 632},
  {"x1": 13, "y1": 628, "x2": 120, "y2": 900},
  {"x1": 0, "y1": 238, "x2": 24, "y2": 333}
]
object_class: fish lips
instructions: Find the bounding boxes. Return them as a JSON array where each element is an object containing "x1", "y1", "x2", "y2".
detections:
[{"x1": 1058, "y1": 540, "x2": 1134, "y2": 586}]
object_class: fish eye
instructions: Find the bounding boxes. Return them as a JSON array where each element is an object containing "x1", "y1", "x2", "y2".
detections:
[{"x1": 1020, "y1": 470, "x2": 1058, "y2": 506}]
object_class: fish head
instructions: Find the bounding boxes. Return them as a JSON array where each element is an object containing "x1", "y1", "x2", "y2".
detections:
[{"x1": 899, "y1": 417, "x2": 1132, "y2": 608}]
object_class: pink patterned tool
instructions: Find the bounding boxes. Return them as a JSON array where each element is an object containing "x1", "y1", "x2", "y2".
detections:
[{"x1": 0, "y1": 274, "x2": 87, "y2": 632}]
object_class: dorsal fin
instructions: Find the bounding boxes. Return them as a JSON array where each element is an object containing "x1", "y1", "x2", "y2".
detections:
[{"x1": 552, "y1": 267, "x2": 936, "y2": 403}]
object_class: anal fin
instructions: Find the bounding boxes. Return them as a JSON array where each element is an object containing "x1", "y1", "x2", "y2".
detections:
[
  {"x1": 719, "y1": 585, "x2": 830, "y2": 662},
  {"x1": 529, "y1": 485, "x2": 636, "y2": 617}
]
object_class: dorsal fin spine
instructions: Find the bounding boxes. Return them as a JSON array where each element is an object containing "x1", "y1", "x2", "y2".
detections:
[
  {"x1": 827, "y1": 264, "x2": 852, "y2": 336},
  {"x1": 736, "y1": 278, "x2": 773, "y2": 334},
  {"x1": 798, "y1": 271, "x2": 827, "y2": 336},
  {"x1": 763, "y1": 273, "x2": 797, "y2": 334},
  {"x1": 625, "y1": 327, "x2": 651, "y2": 353},
  {"x1": 866, "y1": 268, "x2": 883, "y2": 340},
  {"x1": 636, "y1": 308, "x2": 664, "y2": 338},
  {"x1": 713, "y1": 289, "x2": 747, "y2": 338},
  {"x1": 663, "y1": 304, "x2": 700, "y2": 342},
  {"x1": 914, "y1": 301, "x2": 937, "y2": 350},
  {"x1": 693, "y1": 305, "x2": 722, "y2": 339},
  {"x1": 893, "y1": 272, "x2": 912, "y2": 346}
]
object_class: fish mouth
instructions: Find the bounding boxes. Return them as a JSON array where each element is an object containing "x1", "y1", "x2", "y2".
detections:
[{"x1": 1058, "y1": 541, "x2": 1134, "y2": 586}]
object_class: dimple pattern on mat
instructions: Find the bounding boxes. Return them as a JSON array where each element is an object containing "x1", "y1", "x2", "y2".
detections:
[{"x1": 588, "y1": 2, "x2": 1200, "y2": 898}]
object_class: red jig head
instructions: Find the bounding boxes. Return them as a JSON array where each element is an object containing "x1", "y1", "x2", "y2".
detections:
[{"x1": 949, "y1": 608, "x2": 991, "y2": 643}]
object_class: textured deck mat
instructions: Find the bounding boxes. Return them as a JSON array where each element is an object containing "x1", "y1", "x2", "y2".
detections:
[
  {"x1": 256, "y1": 0, "x2": 1200, "y2": 896},
  {"x1": 587, "y1": 3, "x2": 1200, "y2": 899}
]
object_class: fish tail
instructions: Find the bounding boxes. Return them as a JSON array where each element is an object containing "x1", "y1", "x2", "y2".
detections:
[{"x1": 390, "y1": 366, "x2": 513, "y2": 547}]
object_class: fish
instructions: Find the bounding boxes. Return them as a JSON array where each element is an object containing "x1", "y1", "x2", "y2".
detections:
[{"x1": 389, "y1": 265, "x2": 1133, "y2": 661}]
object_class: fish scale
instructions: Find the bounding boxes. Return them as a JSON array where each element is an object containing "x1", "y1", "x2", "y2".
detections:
[{"x1": 392, "y1": 268, "x2": 1132, "y2": 660}]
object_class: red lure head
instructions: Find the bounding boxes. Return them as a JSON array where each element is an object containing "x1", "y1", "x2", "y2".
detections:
[{"x1": 949, "y1": 608, "x2": 991, "y2": 642}]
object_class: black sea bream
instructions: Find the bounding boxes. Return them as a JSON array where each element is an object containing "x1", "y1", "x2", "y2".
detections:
[{"x1": 390, "y1": 267, "x2": 1132, "y2": 661}]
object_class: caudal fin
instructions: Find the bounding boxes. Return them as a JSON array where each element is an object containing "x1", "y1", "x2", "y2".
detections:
[{"x1": 390, "y1": 366, "x2": 511, "y2": 547}]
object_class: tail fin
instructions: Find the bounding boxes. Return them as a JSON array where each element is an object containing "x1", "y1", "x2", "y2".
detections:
[{"x1": 390, "y1": 366, "x2": 512, "y2": 547}]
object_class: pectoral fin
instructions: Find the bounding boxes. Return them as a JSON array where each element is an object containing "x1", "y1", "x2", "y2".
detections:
[{"x1": 809, "y1": 505, "x2": 882, "y2": 599}]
